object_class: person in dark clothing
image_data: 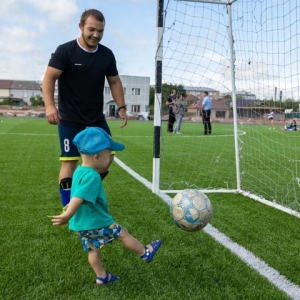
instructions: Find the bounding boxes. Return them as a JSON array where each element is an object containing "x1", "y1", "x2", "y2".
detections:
[{"x1": 166, "y1": 89, "x2": 176, "y2": 132}]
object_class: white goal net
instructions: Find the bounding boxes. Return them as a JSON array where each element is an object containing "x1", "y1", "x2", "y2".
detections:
[{"x1": 157, "y1": 0, "x2": 300, "y2": 214}]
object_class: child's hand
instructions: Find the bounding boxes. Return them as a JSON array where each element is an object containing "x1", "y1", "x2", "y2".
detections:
[{"x1": 51, "y1": 213, "x2": 70, "y2": 226}]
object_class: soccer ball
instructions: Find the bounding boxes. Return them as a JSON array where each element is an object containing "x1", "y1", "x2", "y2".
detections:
[{"x1": 170, "y1": 189, "x2": 213, "y2": 232}]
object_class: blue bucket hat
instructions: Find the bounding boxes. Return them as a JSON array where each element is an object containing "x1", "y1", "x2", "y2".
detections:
[{"x1": 73, "y1": 127, "x2": 125, "y2": 155}]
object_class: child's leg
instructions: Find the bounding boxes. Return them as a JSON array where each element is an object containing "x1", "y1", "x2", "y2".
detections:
[
  {"x1": 116, "y1": 227, "x2": 145, "y2": 255},
  {"x1": 88, "y1": 249, "x2": 119, "y2": 285},
  {"x1": 88, "y1": 249, "x2": 106, "y2": 279},
  {"x1": 116, "y1": 227, "x2": 162, "y2": 262}
]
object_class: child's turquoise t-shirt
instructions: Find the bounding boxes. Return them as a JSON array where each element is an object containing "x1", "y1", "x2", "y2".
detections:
[{"x1": 69, "y1": 165, "x2": 115, "y2": 231}]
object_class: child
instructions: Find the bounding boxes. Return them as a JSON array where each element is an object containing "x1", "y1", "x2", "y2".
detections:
[
  {"x1": 268, "y1": 110, "x2": 275, "y2": 129},
  {"x1": 51, "y1": 127, "x2": 162, "y2": 285},
  {"x1": 284, "y1": 119, "x2": 297, "y2": 131}
]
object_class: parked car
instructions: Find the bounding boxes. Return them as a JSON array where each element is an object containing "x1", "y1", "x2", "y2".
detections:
[{"x1": 126, "y1": 111, "x2": 149, "y2": 120}]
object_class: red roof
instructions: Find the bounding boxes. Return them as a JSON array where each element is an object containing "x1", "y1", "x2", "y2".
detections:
[
  {"x1": 0, "y1": 80, "x2": 13, "y2": 89},
  {"x1": 184, "y1": 94, "x2": 199, "y2": 101},
  {"x1": 189, "y1": 99, "x2": 228, "y2": 110}
]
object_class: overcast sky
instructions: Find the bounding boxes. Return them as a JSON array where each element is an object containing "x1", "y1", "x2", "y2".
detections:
[
  {"x1": 0, "y1": 0, "x2": 157, "y2": 83},
  {"x1": 1, "y1": 0, "x2": 299, "y2": 99}
]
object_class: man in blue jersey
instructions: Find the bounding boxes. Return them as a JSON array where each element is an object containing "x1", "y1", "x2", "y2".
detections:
[
  {"x1": 201, "y1": 91, "x2": 212, "y2": 135},
  {"x1": 42, "y1": 9, "x2": 127, "y2": 209}
]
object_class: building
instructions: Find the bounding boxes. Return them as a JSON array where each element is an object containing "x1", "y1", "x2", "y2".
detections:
[
  {"x1": 188, "y1": 99, "x2": 230, "y2": 119},
  {"x1": 0, "y1": 80, "x2": 12, "y2": 101},
  {"x1": 235, "y1": 91, "x2": 256, "y2": 101},
  {"x1": 104, "y1": 75, "x2": 150, "y2": 119},
  {"x1": 0, "y1": 79, "x2": 42, "y2": 106},
  {"x1": 10, "y1": 80, "x2": 42, "y2": 106},
  {"x1": 184, "y1": 86, "x2": 220, "y2": 100},
  {"x1": 2, "y1": 75, "x2": 149, "y2": 120},
  {"x1": 38, "y1": 75, "x2": 150, "y2": 119},
  {"x1": 184, "y1": 87, "x2": 229, "y2": 118}
]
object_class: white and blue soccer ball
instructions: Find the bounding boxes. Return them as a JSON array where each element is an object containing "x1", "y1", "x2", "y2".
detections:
[{"x1": 170, "y1": 189, "x2": 213, "y2": 232}]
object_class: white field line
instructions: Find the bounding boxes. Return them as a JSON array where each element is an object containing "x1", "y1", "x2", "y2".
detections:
[
  {"x1": 114, "y1": 156, "x2": 300, "y2": 300},
  {"x1": 0, "y1": 132, "x2": 57, "y2": 136}
]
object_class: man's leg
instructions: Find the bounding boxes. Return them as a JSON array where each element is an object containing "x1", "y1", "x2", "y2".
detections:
[
  {"x1": 202, "y1": 110, "x2": 208, "y2": 134},
  {"x1": 59, "y1": 160, "x2": 78, "y2": 207},
  {"x1": 207, "y1": 110, "x2": 212, "y2": 134},
  {"x1": 58, "y1": 124, "x2": 82, "y2": 208}
]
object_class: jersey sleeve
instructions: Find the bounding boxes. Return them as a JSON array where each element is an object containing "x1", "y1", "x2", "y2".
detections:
[
  {"x1": 48, "y1": 43, "x2": 70, "y2": 71},
  {"x1": 72, "y1": 173, "x2": 100, "y2": 204},
  {"x1": 105, "y1": 49, "x2": 119, "y2": 77}
]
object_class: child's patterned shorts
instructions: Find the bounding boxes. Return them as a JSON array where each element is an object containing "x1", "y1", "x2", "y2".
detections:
[{"x1": 77, "y1": 223, "x2": 123, "y2": 252}]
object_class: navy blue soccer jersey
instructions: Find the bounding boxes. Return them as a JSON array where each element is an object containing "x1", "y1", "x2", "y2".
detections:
[{"x1": 48, "y1": 39, "x2": 119, "y2": 127}]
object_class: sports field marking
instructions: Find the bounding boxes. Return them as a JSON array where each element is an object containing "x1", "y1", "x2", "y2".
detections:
[
  {"x1": 0, "y1": 132, "x2": 57, "y2": 136},
  {"x1": 114, "y1": 156, "x2": 300, "y2": 300}
]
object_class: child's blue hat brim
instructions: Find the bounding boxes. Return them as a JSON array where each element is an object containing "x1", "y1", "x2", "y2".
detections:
[{"x1": 73, "y1": 127, "x2": 125, "y2": 155}]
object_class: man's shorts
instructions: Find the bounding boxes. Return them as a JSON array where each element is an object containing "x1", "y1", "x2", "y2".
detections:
[
  {"x1": 58, "y1": 121, "x2": 111, "y2": 161},
  {"x1": 77, "y1": 224, "x2": 123, "y2": 252}
]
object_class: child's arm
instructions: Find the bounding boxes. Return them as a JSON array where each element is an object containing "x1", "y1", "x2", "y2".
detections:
[{"x1": 51, "y1": 197, "x2": 83, "y2": 226}]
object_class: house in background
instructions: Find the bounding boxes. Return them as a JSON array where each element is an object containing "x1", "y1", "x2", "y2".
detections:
[
  {"x1": 0, "y1": 79, "x2": 42, "y2": 106},
  {"x1": 184, "y1": 86, "x2": 220, "y2": 100},
  {"x1": 1, "y1": 75, "x2": 150, "y2": 119},
  {"x1": 10, "y1": 80, "x2": 42, "y2": 106},
  {"x1": 188, "y1": 99, "x2": 230, "y2": 119},
  {"x1": 183, "y1": 87, "x2": 229, "y2": 118},
  {"x1": 0, "y1": 80, "x2": 12, "y2": 102}
]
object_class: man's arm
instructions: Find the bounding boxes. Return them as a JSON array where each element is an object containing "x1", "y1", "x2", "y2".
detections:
[
  {"x1": 42, "y1": 66, "x2": 63, "y2": 125},
  {"x1": 107, "y1": 75, "x2": 127, "y2": 127},
  {"x1": 201, "y1": 98, "x2": 205, "y2": 110}
]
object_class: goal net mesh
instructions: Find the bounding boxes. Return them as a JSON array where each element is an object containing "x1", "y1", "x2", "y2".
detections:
[{"x1": 160, "y1": 0, "x2": 300, "y2": 212}]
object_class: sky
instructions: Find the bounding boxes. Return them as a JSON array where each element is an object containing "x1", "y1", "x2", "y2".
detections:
[
  {"x1": 1, "y1": 0, "x2": 299, "y2": 100},
  {"x1": 0, "y1": 0, "x2": 157, "y2": 83}
]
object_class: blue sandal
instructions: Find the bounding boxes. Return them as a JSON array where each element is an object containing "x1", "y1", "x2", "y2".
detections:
[
  {"x1": 96, "y1": 272, "x2": 119, "y2": 285},
  {"x1": 140, "y1": 239, "x2": 162, "y2": 263}
]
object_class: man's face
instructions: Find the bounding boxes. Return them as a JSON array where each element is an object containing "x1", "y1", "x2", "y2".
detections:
[{"x1": 79, "y1": 16, "x2": 105, "y2": 50}]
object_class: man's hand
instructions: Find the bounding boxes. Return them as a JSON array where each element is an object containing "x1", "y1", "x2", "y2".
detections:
[
  {"x1": 46, "y1": 105, "x2": 61, "y2": 125},
  {"x1": 118, "y1": 109, "x2": 128, "y2": 128}
]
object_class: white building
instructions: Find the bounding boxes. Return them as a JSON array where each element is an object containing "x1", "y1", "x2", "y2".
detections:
[{"x1": 104, "y1": 75, "x2": 150, "y2": 119}]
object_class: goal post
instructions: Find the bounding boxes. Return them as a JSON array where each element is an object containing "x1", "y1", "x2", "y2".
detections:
[{"x1": 153, "y1": 0, "x2": 300, "y2": 217}]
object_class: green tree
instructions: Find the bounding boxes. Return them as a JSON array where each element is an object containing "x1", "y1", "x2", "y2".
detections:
[
  {"x1": 0, "y1": 98, "x2": 14, "y2": 105},
  {"x1": 30, "y1": 95, "x2": 44, "y2": 107},
  {"x1": 149, "y1": 86, "x2": 155, "y2": 106}
]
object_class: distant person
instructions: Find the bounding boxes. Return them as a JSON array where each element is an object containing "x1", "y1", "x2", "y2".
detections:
[
  {"x1": 283, "y1": 119, "x2": 297, "y2": 131},
  {"x1": 166, "y1": 90, "x2": 176, "y2": 133},
  {"x1": 42, "y1": 9, "x2": 127, "y2": 210},
  {"x1": 51, "y1": 127, "x2": 162, "y2": 285},
  {"x1": 174, "y1": 93, "x2": 186, "y2": 134},
  {"x1": 201, "y1": 91, "x2": 212, "y2": 135},
  {"x1": 268, "y1": 110, "x2": 275, "y2": 129}
]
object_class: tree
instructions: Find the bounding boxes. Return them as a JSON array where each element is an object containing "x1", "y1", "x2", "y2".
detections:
[
  {"x1": 149, "y1": 86, "x2": 155, "y2": 106},
  {"x1": 30, "y1": 95, "x2": 44, "y2": 106}
]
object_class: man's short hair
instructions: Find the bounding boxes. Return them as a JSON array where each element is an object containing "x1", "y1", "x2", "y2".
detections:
[{"x1": 80, "y1": 9, "x2": 105, "y2": 25}]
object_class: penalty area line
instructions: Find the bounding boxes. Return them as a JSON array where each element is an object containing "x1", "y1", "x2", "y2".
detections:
[{"x1": 114, "y1": 156, "x2": 300, "y2": 300}]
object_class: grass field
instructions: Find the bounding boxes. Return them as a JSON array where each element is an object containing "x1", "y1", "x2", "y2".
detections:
[{"x1": 1, "y1": 117, "x2": 300, "y2": 300}]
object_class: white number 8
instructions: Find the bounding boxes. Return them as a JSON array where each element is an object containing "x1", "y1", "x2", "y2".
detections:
[{"x1": 64, "y1": 139, "x2": 70, "y2": 152}]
